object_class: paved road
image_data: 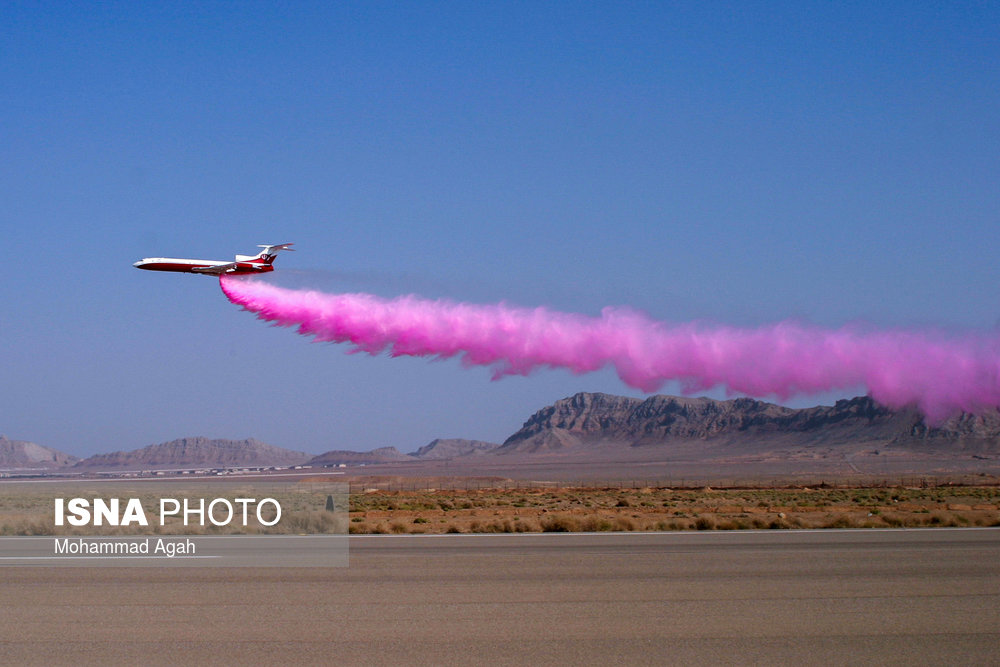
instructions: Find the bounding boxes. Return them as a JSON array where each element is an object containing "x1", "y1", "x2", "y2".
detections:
[{"x1": 2, "y1": 529, "x2": 998, "y2": 665}]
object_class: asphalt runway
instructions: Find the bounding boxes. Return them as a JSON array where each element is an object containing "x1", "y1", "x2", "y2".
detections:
[{"x1": 2, "y1": 529, "x2": 998, "y2": 665}]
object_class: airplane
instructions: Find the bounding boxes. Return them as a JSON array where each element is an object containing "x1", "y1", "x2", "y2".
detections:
[{"x1": 133, "y1": 243, "x2": 294, "y2": 275}]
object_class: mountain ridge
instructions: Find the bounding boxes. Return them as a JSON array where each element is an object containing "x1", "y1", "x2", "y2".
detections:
[
  {"x1": 499, "y1": 392, "x2": 1000, "y2": 457},
  {"x1": 412, "y1": 439, "x2": 501, "y2": 459},
  {"x1": 308, "y1": 446, "x2": 412, "y2": 466},
  {"x1": 9, "y1": 392, "x2": 1000, "y2": 471},
  {"x1": 74, "y1": 437, "x2": 311, "y2": 469},
  {"x1": 0, "y1": 435, "x2": 79, "y2": 469}
]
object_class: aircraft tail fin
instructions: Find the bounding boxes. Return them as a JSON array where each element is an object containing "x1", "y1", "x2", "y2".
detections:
[{"x1": 254, "y1": 243, "x2": 295, "y2": 264}]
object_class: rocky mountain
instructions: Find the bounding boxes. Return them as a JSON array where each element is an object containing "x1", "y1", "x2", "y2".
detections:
[
  {"x1": 413, "y1": 439, "x2": 501, "y2": 459},
  {"x1": 308, "y1": 446, "x2": 412, "y2": 466},
  {"x1": 499, "y1": 392, "x2": 1000, "y2": 456},
  {"x1": 14, "y1": 392, "x2": 999, "y2": 474},
  {"x1": 75, "y1": 437, "x2": 311, "y2": 469},
  {"x1": 0, "y1": 435, "x2": 79, "y2": 469},
  {"x1": 310, "y1": 440, "x2": 501, "y2": 465}
]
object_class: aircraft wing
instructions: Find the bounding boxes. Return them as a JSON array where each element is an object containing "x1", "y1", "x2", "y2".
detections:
[
  {"x1": 192, "y1": 261, "x2": 273, "y2": 275},
  {"x1": 191, "y1": 263, "x2": 237, "y2": 275}
]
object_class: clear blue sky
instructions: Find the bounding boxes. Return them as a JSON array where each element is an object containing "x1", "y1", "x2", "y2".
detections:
[{"x1": 3, "y1": 2, "x2": 999, "y2": 457}]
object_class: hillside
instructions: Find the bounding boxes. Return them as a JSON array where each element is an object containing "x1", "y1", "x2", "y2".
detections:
[
  {"x1": 74, "y1": 437, "x2": 311, "y2": 469},
  {"x1": 0, "y1": 435, "x2": 79, "y2": 469},
  {"x1": 412, "y1": 439, "x2": 501, "y2": 459},
  {"x1": 308, "y1": 447, "x2": 412, "y2": 466},
  {"x1": 499, "y1": 392, "x2": 1000, "y2": 459}
]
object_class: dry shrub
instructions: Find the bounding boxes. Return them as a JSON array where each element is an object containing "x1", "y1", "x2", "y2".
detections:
[
  {"x1": 541, "y1": 514, "x2": 580, "y2": 532},
  {"x1": 580, "y1": 516, "x2": 614, "y2": 532},
  {"x1": 495, "y1": 520, "x2": 516, "y2": 533},
  {"x1": 611, "y1": 517, "x2": 637, "y2": 531},
  {"x1": 694, "y1": 516, "x2": 715, "y2": 530},
  {"x1": 474, "y1": 520, "x2": 516, "y2": 533},
  {"x1": 929, "y1": 512, "x2": 959, "y2": 527},
  {"x1": 514, "y1": 519, "x2": 538, "y2": 532}
]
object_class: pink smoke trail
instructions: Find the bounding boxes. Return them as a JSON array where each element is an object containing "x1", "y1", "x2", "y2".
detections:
[{"x1": 220, "y1": 276, "x2": 1000, "y2": 422}]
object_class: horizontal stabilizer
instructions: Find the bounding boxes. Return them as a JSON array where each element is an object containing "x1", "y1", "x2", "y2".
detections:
[{"x1": 259, "y1": 243, "x2": 295, "y2": 253}]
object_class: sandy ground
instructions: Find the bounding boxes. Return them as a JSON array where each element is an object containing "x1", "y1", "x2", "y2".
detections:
[{"x1": 1, "y1": 530, "x2": 998, "y2": 666}]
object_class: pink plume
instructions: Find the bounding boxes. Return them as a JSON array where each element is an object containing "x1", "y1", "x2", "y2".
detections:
[{"x1": 220, "y1": 276, "x2": 1000, "y2": 422}]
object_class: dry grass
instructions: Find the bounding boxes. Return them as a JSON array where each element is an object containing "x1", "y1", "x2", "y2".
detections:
[{"x1": 346, "y1": 485, "x2": 1000, "y2": 534}]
